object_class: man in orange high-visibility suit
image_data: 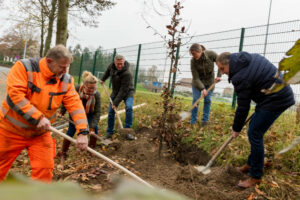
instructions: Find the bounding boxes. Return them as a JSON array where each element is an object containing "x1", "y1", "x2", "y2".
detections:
[{"x1": 0, "y1": 45, "x2": 89, "y2": 182}]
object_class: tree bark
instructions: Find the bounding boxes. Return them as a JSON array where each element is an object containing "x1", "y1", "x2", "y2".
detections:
[
  {"x1": 56, "y1": 0, "x2": 68, "y2": 46},
  {"x1": 44, "y1": 0, "x2": 57, "y2": 55},
  {"x1": 40, "y1": 10, "x2": 45, "y2": 57}
]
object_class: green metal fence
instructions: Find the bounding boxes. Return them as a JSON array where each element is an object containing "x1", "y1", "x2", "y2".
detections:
[{"x1": 69, "y1": 19, "x2": 300, "y2": 110}]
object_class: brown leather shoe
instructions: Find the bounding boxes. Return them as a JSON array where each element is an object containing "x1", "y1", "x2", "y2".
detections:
[
  {"x1": 237, "y1": 164, "x2": 251, "y2": 173},
  {"x1": 237, "y1": 177, "x2": 261, "y2": 188}
]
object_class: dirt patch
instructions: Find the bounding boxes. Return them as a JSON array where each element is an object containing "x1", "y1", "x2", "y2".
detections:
[
  {"x1": 172, "y1": 142, "x2": 210, "y2": 165},
  {"x1": 52, "y1": 127, "x2": 257, "y2": 199}
]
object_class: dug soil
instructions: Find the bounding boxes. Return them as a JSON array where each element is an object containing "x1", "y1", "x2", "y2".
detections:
[{"x1": 53, "y1": 126, "x2": 258, "y2": 200}]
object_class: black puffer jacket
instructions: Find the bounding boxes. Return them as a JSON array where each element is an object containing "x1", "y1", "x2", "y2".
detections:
[
  {"x1": 101, "y1": 61, "x2": 134, "y2": 107},
  {"x1": 229, "y1": 52, "x2": 295, "y2": 132}
]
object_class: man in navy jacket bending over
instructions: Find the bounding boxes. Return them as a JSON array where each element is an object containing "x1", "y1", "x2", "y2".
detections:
[{"x1": 216, "y1": 52, "x2": 295, "y2": 188}]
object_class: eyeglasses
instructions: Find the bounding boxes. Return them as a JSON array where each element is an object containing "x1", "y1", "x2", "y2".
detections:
[{"x1": 84, "y1": 85, "x2": 96, "y2": 91}]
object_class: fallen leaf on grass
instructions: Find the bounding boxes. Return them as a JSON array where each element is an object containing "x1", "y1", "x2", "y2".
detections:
[
  {"x1": 269, "y1": 180, "x2": 280, "y2": 188},
  {"x1": 104, "y1": 174, "x2": 111, "y2": 181},
  {"x1": 247, "y1": 192, "x2": 255, "y2": 200},
  {"x1": 80, "y1": 174, "x2": 89, "y2": 182},
  {"x1": 255, "y1": 185, "x2": 264, "y2": 195},
  {"x1": 87, "y1": 173, "x2": 96, "y2": 178},
  {"x1": 89, "y1": 184, "x2": 102, "y2": 190}
]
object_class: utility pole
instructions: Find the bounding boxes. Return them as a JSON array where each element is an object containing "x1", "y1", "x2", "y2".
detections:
[{"x1": 263, "y1": 0, "x2": 273, "y2": 56}]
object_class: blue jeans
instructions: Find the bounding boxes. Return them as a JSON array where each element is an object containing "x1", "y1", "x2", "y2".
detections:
[
  {"x1": 190, "y1": 86, "x2": 213, "y2": 124},
  {"x1": 247, "y1": 109, "x2": 283, "y2": 179},
  {"x1": 106, "y1": 97, "x2": 133, "y2": 136},
  {"x1": 66, "y1": 115, "x2": 98, "y2": 137}
]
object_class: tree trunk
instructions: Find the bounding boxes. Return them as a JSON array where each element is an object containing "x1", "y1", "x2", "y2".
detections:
[
  {"x1": 56, "y1": 0, "x2": 68, "y2": 46},
  {"x1": 40, "y1": 10, "x2": 45, "y2": 57},
  {"x1": 44, "y1": 0, "x2": 57, "y2": 55}
]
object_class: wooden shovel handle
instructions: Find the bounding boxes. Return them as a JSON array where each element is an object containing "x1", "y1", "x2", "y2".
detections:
[
  {"x1": 205, "y1": 114, "x2": 253, "y2": 168},
  {"x1": 190, "y1": 82, "x2": 217, "y2": 111},
  {"x1": 102, "y1": 84, "x2": 124, "y2": 129}
]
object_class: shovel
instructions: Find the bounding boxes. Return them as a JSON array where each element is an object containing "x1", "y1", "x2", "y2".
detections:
[
  {"x1": 50, "y1": 126, "x2": 153, "y2": 188},
  {"x1": 197, "y1": 114, "x2": 253, "y2": 175},
  {"x1": 101, "y1": 84, "x2": 135, "y2": 139},
  {"x1": 179, "y1": 82, "x2": 217, "y2": 121},
  {"x1": 277, "y1": 136, "x2": 300, "y2": 155}
]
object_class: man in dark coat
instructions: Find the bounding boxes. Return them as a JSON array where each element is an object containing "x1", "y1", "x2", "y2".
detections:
[
  {"x1": 216, "y1": 51, "x2": 295, "y2": 188},
  {"x1": 101, "y1": 55, "x2": 135, "y2": 140}
]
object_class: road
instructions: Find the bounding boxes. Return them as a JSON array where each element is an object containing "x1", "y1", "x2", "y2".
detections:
[{"x1": 0, "y1": 66, "x2": 9, "y2": 103}]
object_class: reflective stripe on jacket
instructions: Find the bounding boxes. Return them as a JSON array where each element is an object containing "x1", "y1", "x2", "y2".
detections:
[{"x1": 0, "y1": 58, "x2": 88, "y2": 138}]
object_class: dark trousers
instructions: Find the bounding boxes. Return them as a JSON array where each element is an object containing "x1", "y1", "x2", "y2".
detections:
[
  {"x1": 66, "y1": 115, "x2": 98, "y2": 137},
  {"x1": 247, "y1": 109, "x2": 283, "y2": 179}
]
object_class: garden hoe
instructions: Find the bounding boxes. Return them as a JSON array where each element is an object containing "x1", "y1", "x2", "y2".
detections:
[
  {"x1": 102, "y1": 84, "x2": 135, "y2": 140},
  {"x1": 197, "y1": 114, "x2": 253, "y2": 175},
  {"x1": 179, "y1": 82, "x2": 217, "y2": 121},
  {"x1": 50, "y1": 126, "x2": 153, "y2": 188}
]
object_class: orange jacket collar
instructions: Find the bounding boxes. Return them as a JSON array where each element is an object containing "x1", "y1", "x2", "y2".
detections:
[{"x1": 39, "y1": 58, "x2": 56, "y2": 79}]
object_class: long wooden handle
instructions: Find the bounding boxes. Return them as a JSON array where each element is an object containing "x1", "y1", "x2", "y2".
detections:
[
  {"x1": 205, "y1": 114, "x2": 253, "y2": 168},
  {"x1": 50, "y1": 126, "x2": 153, "y2": 188},
  {"x1": 206, "y1": 135, "x2": 233, "y2": 168},
  {"x1": 59, "y1": 115, "x2": 105, "y2": 141},
  {"x1": 189, "y1": 82, "x2": 217, "y2": 111},
  {"x1": 102, "y1": 84, "x2": 124, "y2": 129}
]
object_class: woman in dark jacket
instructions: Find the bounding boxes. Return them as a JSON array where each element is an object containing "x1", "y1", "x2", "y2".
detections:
[
  {"x1": 189, "y1": 43, "x2": 221, "y2": 126},
  {"x1": 57, "y1": 71, "x2": 101, "y2": 168}
]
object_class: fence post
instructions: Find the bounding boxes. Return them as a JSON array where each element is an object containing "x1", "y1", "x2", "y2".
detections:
[
  {"x1": 232, "y1": 28, "x2": 245, "y2": 108},
  {"x1": 92, "y1": 50, "x2": 98, "y2": 75},
  {"x1": 78, "y1": 53, "x2": 84, "y2": 84},
  {"x1": 134, "y1": 44, "x2": 142, "y2": 90},
  {"x1": 109, "y1": 48, "x2": 117, "y2": 89},
  {"x1": 171, "y1": 41, "x2": 181, "y2": 97}
]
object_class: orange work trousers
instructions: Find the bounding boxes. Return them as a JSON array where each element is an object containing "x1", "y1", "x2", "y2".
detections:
[{"x1": 0, "y1": 127, "x2": 54, "y2": 182}]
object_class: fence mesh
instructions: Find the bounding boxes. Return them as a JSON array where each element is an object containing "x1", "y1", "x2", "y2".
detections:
[{"x1": 69, "y1": 19, "x2": 300, "y2": 111}]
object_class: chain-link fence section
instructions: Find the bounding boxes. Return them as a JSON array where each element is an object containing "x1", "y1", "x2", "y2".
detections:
[{"x1": 68, "y1": 20, "x2": 300, "y2": 112}]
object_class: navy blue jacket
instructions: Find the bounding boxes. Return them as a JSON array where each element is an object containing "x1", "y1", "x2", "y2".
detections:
[{"x1": 229, "y1": 52, "x2": 295, "y2": 132}]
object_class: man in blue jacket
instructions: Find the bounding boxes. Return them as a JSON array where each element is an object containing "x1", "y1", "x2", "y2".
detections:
[{"x1": 216, "y1": 52, "x2": 295, "y2": 188}]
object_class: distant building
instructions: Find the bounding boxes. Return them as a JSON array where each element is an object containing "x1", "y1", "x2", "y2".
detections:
[
  {"x1": 177, "y1": 78, "x2": 192, "y2": 88},
  {"x1": 223, "y1": 87, "x2": 234, "y2": 97}
]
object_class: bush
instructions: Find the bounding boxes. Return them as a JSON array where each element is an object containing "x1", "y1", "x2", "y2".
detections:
[{"x1": 0, "y1": 60, "x2": 13, "y2": 67}]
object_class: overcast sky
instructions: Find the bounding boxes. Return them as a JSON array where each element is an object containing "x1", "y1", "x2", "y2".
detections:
[
  {"x1": 67, "y1": 0, "x2": 300, "y2": 50},
  {"x1": 0, "y1": 0, "x2": 299, "y2": 50}
]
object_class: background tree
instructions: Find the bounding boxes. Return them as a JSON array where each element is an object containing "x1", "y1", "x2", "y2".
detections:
[
  {"x1": 56, "y1": 0, "x2": 115, "y2": 45},
  {"x1": 147, "y1": 65, "x2": 160, "y2": 82},
  {"x1": 2, "y1": 0, "x2": 115, "y2": 54},
  {"x1": 44, "y1": 0, "x2": 58, "y2": 55},
  {"x1": 56, "y1": 0, "x2": 69, "y2": 45},
  {"x1": 0, "y1": 23, "x2": 39, "y2": 58}
]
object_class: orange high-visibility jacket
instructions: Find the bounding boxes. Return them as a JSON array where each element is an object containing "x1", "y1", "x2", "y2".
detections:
[{"x1": 0, "y1": 58, "x2": 88, "y2": 138}]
